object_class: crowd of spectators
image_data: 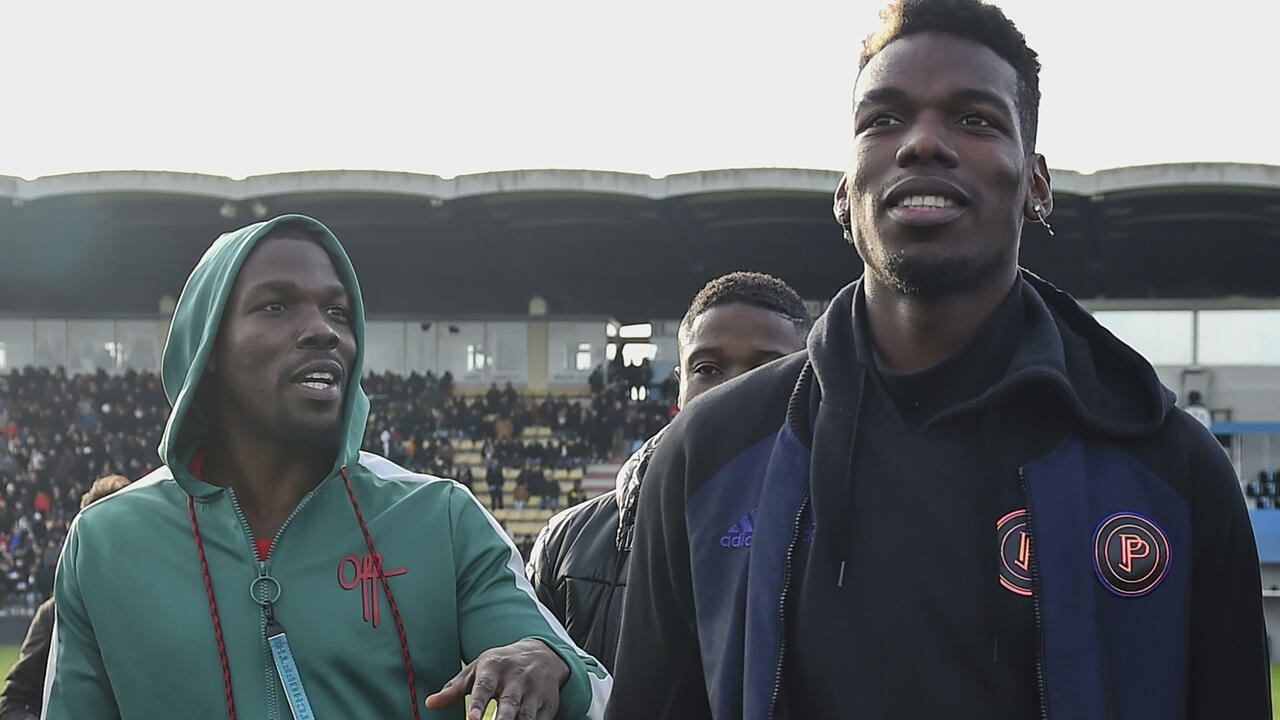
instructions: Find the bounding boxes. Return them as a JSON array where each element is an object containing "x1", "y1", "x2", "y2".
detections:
[
  {"x1": 0, "y1": 364, "x2": 675, "y2": 612},
  {"x1": 0, "y1": 368, "x2": 167, "y2": 614},
  {"x1": 361, "y1": 372, "x2": 635, "y2": 475}
]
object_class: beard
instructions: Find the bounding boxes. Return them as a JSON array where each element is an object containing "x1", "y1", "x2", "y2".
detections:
[
  {"x1": 875, "y1": 248, "x2": 987, "y2": 298},
  {"x1": 276, "y1": 404, "x2": 345, "y2": 456}
]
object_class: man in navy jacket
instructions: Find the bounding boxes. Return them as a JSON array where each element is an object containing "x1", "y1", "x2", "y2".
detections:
[{"x1": 607, "y1": 0, "x2": 1270, "y2": 717}]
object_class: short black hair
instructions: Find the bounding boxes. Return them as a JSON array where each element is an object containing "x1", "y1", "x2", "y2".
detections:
[
  {"x1": 860, "y1": 0, "x2": 1042, "y2": 150},
  {"x1": 679, "y1": 272, "x2": 812, "y2": 342}
]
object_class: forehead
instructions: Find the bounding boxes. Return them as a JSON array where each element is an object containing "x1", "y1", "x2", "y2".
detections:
[
  {"x1": 681, "y1": 303, "x2": 802, "y2": 355},
  {"x1": 854, "y1": 32, "x2": 1020, "y2": 110},
  {"x1": 232, "y1": 236, "x2": 345, "y2": 293}
]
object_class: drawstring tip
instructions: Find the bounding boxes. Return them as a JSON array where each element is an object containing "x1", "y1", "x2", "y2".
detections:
[{"x1": 836, "y1": 560, "x2": 847, "y2": 588}]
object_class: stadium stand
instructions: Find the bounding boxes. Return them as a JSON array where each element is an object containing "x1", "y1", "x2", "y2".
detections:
[{"x1": 0, "y1": 366, "x2": 675, "y2": 613}]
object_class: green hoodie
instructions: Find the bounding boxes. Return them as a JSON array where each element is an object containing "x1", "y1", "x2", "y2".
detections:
[{"x1": 44, "y1": 215, "x2": 611, "y2": 719}]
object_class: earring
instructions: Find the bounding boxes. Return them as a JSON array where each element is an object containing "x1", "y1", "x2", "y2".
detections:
[{"x1": 1033, "y1": 203, "x2": 1055, "y2": 237}]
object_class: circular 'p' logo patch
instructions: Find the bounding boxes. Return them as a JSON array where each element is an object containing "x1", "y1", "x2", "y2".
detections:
[
  {"x1": 1093, "y1": 512, "x2": 1170, "y2": 597},
  {"x1": 997, "y1": 510, "x2": 1033, "y2": 597}
]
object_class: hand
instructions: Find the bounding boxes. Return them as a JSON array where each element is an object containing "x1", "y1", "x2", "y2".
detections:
[{"x1": 425, "y1": 637, "x2": 570, "y2": 720}]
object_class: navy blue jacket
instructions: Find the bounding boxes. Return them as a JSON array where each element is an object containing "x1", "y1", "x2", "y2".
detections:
[{"x1": 608, "y1": 273, "x2": 1269, "y2": 720}]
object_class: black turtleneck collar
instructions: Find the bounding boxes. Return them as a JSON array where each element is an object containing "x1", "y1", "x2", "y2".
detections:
[{"x1": 856, "y1": 281, "x2": 1027, "y2": 432}]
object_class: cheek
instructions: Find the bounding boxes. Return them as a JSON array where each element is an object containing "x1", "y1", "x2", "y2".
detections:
[
  {"x1": 849, "y1": 145, "x2": 880, "y2": 201},
  {"x1": 340, "y1": 331, "x2": 358, "y2": 363},
  {"x1": 224, "y1": 334, "x2": 278, "y2": 391},
  {"x1": 984, "y1": 148, "x2": 1029, "y2": 197}
]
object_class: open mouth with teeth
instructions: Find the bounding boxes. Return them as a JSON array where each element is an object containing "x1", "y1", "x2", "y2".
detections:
[
  {"x1": 298, "y1": 371, "x2": 337, "y2": 390},
  {"x1": 894, "y1": 194, "x2": 959, "y2": 209},
  {"x1": 291, "y1": 366, "x2": 343, "y2": 400}
]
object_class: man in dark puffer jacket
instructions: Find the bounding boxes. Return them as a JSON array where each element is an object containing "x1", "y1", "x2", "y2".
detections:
[{"x1": 527, "y1": 272, "x2": 811, "y2": 671}]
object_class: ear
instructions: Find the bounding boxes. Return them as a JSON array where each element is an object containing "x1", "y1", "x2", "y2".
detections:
[
  {"x1": 832, "y1": 175, "x2": 851, "y2": 228},
  {"x1": 1024, "y1": 154, "x2": 1053, "y2": 220}
]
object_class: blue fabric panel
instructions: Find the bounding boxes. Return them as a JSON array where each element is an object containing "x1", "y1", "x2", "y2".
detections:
[
  {"x1": 741, "y1": 424, "x2": 811, "y2": 720},
  {"x1": 686, "y1": 433, "x2": 780, "y2": 720},
  {"x1": 1027, "y1": 437, "x2": 1191, "y2": 720}
]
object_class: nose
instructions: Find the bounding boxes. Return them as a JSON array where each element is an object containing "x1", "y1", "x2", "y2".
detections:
[
  {"x1": 894, "y1": 114, "x2": 959, "y2": 168},
  {"x1": 297, "y1": 306, "x2": 341, "y2": 350}
]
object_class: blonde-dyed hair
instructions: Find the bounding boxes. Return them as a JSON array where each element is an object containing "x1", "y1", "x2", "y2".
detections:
[{"x1": 80, "y1": 475, "x2": 131, "y2": 510}]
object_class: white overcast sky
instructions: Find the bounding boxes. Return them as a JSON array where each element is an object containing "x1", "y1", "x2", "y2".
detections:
[{"x1": 1, "y1": 0, "x2": 1275, "y2": 180}]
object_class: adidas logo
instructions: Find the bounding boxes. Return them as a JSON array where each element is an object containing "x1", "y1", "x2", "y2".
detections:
[{"x1": 720, "y1": 508, "x2": 759, "y2": 549}]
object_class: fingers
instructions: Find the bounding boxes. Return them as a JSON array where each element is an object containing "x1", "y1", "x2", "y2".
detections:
[
  {"x1": 491, "y1": 687, "x2": 525, "y2": 720},
  {"x1": 468, "y1": 665, "x2": 501, "y2": 720},
  {"x1": 424, "y1": 662, "x2": 474, "y2": 710},
  {"x1": 429, "y1": 640, "x2": 565, "y2": 719},
  {"x1": 494, "y1": 692, "x2": 558, "y2": 720},
  {"x1": 533, "y1": 695, "x2": 559, "y2": 720}
]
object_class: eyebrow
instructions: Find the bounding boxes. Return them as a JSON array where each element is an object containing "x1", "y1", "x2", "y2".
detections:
[
  {"x1": 241, "y1": 280, "x2": 349, "y2": 301},
  {"x1": 856, "y1": 86, "x2": 1016, "y2": 119},
  {"x1": 683, "y1": 346, "x2": 790, "y2": 365}
]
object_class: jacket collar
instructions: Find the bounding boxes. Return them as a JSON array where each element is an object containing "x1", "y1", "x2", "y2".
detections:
[{"x1": 790, "y1": 270, "x2": 1174, "y2": 444}]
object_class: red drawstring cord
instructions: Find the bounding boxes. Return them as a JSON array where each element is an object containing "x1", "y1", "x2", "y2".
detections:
[
  {"x1": 189, "y1": 467, "x2": 420, "y2": 720},
  {"x1": 340, "y1": 467, "x2": 421, "y2": 720},
  {"x1": 189, "y1": 496, "x2": 237, "y2": 720}
]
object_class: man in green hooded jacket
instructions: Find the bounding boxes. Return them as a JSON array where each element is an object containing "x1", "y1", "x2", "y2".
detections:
[{"x1": 44, "y1": 215, "x2": 611, "y2": 720}]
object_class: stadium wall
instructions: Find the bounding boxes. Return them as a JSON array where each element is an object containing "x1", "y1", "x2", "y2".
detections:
[{"x1": 0, "y1": 315, "x2": 608, "y2": 393}]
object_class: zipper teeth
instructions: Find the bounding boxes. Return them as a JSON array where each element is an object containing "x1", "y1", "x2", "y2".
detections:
[
  {"x1": 1019, "y1": 469, "x2": 1049, "y2": 720},
  {"x1": 228, "y1": 488, "x2": 317, "y2": 720},
  {"x1": 228, "y1": 491, "x2": 278, "y2": 720},
  {"x1": 768, "y1": 491, "x2": 811, "y2": 720}
]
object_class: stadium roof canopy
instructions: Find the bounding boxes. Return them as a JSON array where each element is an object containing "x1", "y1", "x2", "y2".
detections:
[{"x1": 1, "y1": 163, "x2": 1277, "y2": 322}]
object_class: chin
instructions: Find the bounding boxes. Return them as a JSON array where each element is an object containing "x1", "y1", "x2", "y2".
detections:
[
  {"x1": 878, "y1": 250, "x2": 987, "y2": 298},
  {"x1": 278, "y1": 413, "x2": 345, "y2": 453}
]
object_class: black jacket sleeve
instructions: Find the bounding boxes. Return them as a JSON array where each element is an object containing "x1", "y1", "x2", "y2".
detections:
[
  {"x1": 1185, "y1": 430, "x2": 1270, "y2": 718},
  {"x1": 527, "y1": 518, "x2": 566, "y2": 622},
  {"x1": 0, "y1": 597, "x2": 56, "y2": 720},
  {"x1": 607, "y1": 431, "x2": 711, "y2": 720}
]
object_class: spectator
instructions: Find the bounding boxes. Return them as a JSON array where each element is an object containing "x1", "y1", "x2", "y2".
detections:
[
  {"x1": 486, "y1": 461, "x2": 505, "y2": 511},
  {"x1": 514, "y1": 473, "x2": 530, "y2": 511}
]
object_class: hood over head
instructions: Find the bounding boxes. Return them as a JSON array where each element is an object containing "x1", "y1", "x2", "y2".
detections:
[{"x1": 157, "y1": 214, "x2": 370, "y2": 499}]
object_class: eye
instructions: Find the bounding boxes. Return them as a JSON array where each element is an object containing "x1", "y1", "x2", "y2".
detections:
[
  {"x1": 691, "y1": 363, "x2": 722, "y2": 378},
  {"x1": 862, "y1": 113, "x2": 902, "y2": 131},
  {"x1": 259, "y1": 301, "x2": 286, "y2": 313},
  {"x1": 960, "y1": 113, "x2": 997, "y2": 128},
  {"x1": 327, "y1": 306, "x2": 349, "y2": 321}
]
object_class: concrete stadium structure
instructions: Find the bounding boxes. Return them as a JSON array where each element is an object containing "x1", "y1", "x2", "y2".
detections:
[{"x1": 2, "y1": 163, "x2": 1278, "y2": 321}]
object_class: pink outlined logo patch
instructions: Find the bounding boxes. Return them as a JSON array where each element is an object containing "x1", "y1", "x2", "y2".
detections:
[
  {"x1": 1093, "y1": 512, "x2": 1171, "y2": 597},
  {"x1": 997, "y1": 509, "x2": 1034, "y2": 597}
]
